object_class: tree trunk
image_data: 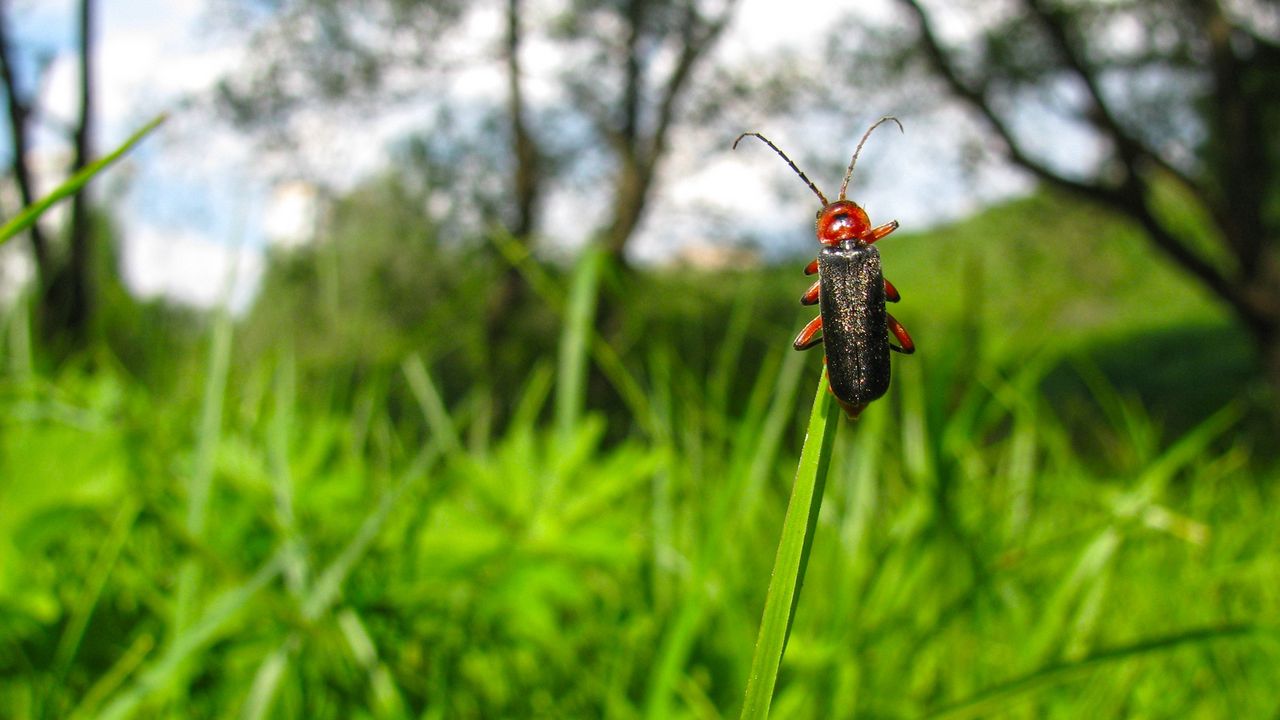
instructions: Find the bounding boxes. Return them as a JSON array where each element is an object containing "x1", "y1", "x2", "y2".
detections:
[
  {"x1": 485, "y1": 0, "x2": 543, "y2": 402},
  {"x1": 603, "y1": 153, "x2": 648, "y2": 265},
  {"x1": 1261, "y1": 331, "x2": 1280, "y2": 407},
  {"x1": 1241, "y1": 254, "x2": 1280, "y2": 402},
  {"x1": 33, "y1": 0, "x2": 97, "y2": 353},
  {"x1": 0, "y1": 2, "x2": 51, "y2": 284},
  {"x1": 49, "y1": 0, "x2": 96, "y2": 348}
]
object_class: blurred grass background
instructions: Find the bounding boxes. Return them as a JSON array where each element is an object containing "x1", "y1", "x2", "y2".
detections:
[
  {"x1": 3, "y1": 186, "x2": 1277, "y2": 718},
  {"x1": 3, "y1": 0, "x2": 1280, "y2": 717}
]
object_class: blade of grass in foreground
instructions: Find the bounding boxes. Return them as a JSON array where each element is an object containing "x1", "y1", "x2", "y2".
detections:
[
  {"x1": 741, "y1": 369, "x2": 841, "y2": 719},
  {"x1": 0, "y1": 113, "x2": 166, "y2": 245}
]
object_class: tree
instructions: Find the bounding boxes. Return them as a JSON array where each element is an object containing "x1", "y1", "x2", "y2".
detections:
[
  {"x1": 217, "y1": 0, "x2": 740, "y2": 260},
  {"x1": 217, "y1": 0, "x2": 744, "y2": 382},
  {"x1": 0, "y1": 0, "x2": 100, "y2": 353},
  {"x1": 551, "y1": 0, "x2": 739, "y2": 260},
  {"x1": 858, "y1": 0, "x2": 1280, "y2": 394}
]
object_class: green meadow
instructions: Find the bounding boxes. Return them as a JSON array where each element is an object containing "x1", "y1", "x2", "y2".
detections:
[{"x1": 2, "y1": 191, "x2": 1277, "y2": 718}]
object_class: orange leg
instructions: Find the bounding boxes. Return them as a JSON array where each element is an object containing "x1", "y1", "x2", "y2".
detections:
[
  {"x1": 887, "y1": 313, "x2": 915, "y2": 354},
  {"x1": 793, "y1": 315, "x2": 823, "y2": 350},
  {"x1": 883, "y1": 277, "x2": 900, "y2": 303},
  {"x1": 863, "y1": 220, "x2": 899, "y2": 244},
  {"x1": 800, "y1": 279, "x2": 820, "y2": 305},
  {"x1": 803, "y1": 258, "x2": 818, "y2": 275}
]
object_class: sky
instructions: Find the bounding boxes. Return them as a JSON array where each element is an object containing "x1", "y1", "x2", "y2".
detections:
[{"x1": 2, "y1": 0, "x2": 1071, "y2": 313}]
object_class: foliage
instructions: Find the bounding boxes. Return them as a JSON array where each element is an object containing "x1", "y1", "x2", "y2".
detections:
[
  {"x1": 238, "y1": 169, "x2": 562, "y2": 414},
  {"x1": 3, "y1": 185, "x2": 1279, "y2": 717}
]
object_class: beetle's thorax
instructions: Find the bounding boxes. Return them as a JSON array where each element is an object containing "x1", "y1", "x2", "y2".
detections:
[{"x1": 816, "y1": 200, "x2": 870, "y2": 247}]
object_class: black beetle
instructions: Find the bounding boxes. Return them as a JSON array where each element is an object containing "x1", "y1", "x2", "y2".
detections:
[{"x1": 734, "y1": 118, "x2": 915, "y2": 418}]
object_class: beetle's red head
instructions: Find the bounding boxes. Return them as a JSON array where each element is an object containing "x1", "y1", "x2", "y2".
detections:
[
  {"x1": 732, "y1": 117, "x2": 902, "y2": 247},
  {"x1": 816, "y1": 200, "x2": 869, "y2": 246}
]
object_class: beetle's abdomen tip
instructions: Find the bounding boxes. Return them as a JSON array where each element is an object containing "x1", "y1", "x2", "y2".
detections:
[{"x1": 836, "y1": 397, "x2": 867, "y2": 420}]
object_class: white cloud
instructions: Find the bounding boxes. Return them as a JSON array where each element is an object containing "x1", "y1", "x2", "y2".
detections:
[
  {"x1": 263, "y1": 180, "x2": 319, "y2": 248},
  {"x1": 122, "y1": 224, "x2": 262, "y2": 313}
]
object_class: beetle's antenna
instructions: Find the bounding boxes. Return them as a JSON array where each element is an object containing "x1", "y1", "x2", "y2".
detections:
[
  {"x1": 734, "y1": 132, "x2": 829, "y2": 206},
  {"x1": 838, "y1": 116, "x2": 903, "y2": 201}
]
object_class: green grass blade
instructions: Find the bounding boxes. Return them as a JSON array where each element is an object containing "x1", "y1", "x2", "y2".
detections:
[
  {"x1": 490, "y1": 228, "x2": 656, "y2": 434},
  {"x1": 67, "y1": 634, "x2": 155, "y2": 720},
  {"x1": 240, "y1": 640, "x2": 292, "y2": 720},
  {"x1": 269, "y1": 350, "x2": 310, "y2": 598},
  {"x1": 510, "y1": 362, "x2": 554, "y2": 431},
  {"x1": 557, "y1": 244, "x2": 604, "y2": 444},
  {"x1": 337, "y1": 608, "x2": 409, "y2": 718},
  {"x1": 190, "y1": 309, "x2": 233, "y2": 536},
  {"x1": 0, "y1": 113, "x2": 166, "y2": 245},
  {"x1": 925, "y1": 624, "x2": 1272, "y2": 720},
  {"x1": 302, "y1": 446, "x2": 437, "y2": 620},
  {"x1": 95, "y1": 551, "x2": 286, "y2": 720},
  {"x1": 737, "y1": 348, "x2": 807, "y2": 524},
  {"x1": 402, "y1": 354, "x2": 460, "y2": 454},
  {"x1": 175, "y1": 307, "x2": 233, "y2": 645},
  {"x1": 52, "y1": 500, "x2": 141, "y2": 677},
  {"x1": 709, "y1": 290, "x2": 757, "y2": 422},
  {"x1": 741, "y1": 369, "x2": 840, "y2": 719},
  {"x1": 645, "y1": 349, "x2": 806, "y2": 719}
]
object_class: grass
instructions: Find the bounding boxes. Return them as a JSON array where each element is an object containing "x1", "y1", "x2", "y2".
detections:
[
  {"x1": 2, "y1": 191, "x2": 1278, "y2": 717},
  {"x1": 4, "y1": 305, "x2": 1276, "y2": 717},
  {"x1": 0, "y1": 114, "x2": 166, "y2": 246},
  {"x1": 741, "y1": 371, "x2": 839, "y2": 719}
]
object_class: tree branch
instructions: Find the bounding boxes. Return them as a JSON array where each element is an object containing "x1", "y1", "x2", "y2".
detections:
[
  {"x1": 620, "y1": 0, "x2": 644, "y2": 149},
  {"x1": 505, "y1": 0, "x2": 540, "y2": 238},
  {"x1": 602, "y1": 0, "x2": 739, "y2": 257},
  {"x1": 1020, "y1": 0, "x2": 1216, "y2": 227},
  {"x1": 898, "y1": 0, "x2": 1112, "y2": 205},
  {"x1": 646, "y1": 0, "x2": 737, "y2": 175},
  {"x1": 1192, "y1": 0, "x2": 1268, "y2": 271},
  {"x1": 897, "y1": 0, "x2": 1245, "y2": 314}
]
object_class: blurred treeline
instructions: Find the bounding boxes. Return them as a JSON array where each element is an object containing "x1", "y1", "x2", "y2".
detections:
[
  {"x1": 6, "y1": 0, "x2": 1280, "y2": 414},
  {"x1": 3, "y1": 0, "x2": 1280, "y2": 717}
]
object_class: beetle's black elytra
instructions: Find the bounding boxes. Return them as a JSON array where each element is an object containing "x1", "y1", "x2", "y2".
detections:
[{"x1": 819, "y1": 242, "x2": 891, "y2": 410}]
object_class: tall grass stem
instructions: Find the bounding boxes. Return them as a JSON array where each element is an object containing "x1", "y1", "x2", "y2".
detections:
[{"x1": 741, "y1": 369, "x2": 840, "y2": 719}]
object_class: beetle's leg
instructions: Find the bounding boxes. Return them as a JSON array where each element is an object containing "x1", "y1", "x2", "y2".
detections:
[
  {"x1": 883, "y1": 277, "x2": 901, "y2": 303},
  {"x1": 800, "y1": 279, "x2": 821, "y2": 305},
  {"x1": 887, "y1": 313, "x2": 915, "y2": 354},
  {"x1": 803, "y1": 257, "x2": 818, "y2": 275},
  {"x1": 793, "y1": 315, "x2": 823, "y2": 350},
  {"x1": 863, "y1": 220, "x2": 899, "y2": 244}
]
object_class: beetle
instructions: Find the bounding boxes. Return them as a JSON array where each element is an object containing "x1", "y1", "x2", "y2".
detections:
[{"x1": 734, "y1": 117, "x2": 915, "y2": 418}]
